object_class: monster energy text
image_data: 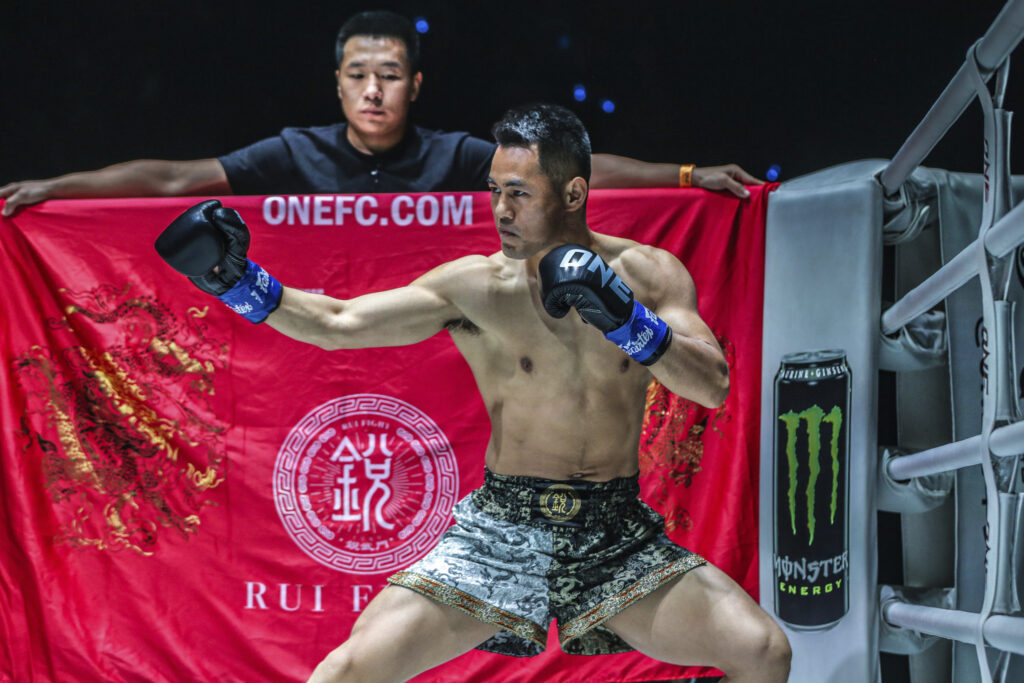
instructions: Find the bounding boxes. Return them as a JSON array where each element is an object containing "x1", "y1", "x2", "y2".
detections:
[{"x1": 773, "y1": 350, "x2": 850, "y2": 629}]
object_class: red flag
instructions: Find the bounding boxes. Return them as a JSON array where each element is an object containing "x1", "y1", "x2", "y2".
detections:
[{"x1": 0, "y1": 187, "x2": 770, "y2": 682}]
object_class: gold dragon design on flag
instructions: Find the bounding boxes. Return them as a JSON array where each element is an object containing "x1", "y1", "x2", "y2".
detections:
[{"x1": 13, "y1": 284, "x2": 228, "y2": 555}]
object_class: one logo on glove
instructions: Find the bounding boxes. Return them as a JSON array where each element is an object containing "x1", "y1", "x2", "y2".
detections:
[
  {"x1": 557, "y1": 248, "x2": 633, "y2": 304},
  {"x1": 273, "y1": 394, "x2": 459, "y2": 574}
]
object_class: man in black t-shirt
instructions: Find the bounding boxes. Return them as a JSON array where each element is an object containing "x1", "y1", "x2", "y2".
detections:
[
  {"x1": 217, "y1": 123, "x2": 497, "y2": 195},
  {"x1": 0, "y1": 11, "x2": 761, "y2": 215}
]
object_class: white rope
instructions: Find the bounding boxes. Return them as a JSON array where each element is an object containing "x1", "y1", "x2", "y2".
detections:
[
  {"x1": 880, "y1": 198, "x2": 1024, "y2": 334},
  {"x1": 886, "y1": 435, "x2": 983, "y2": 480},
  {"x1": 885, "y1": 418, "x2": 1024, "y2": 480},
  {"x1": 882, "y1": 601, "x2": 1024, "y2": 656}
]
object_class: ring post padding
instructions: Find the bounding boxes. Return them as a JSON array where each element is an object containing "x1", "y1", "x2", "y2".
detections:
[{"x1": 759, "y1": 165, "x2": 882, "y2": 683}]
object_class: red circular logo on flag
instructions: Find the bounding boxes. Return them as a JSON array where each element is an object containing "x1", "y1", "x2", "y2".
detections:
[{"x1": 274, "y1": 394, "x2": 459, "y2": 574}]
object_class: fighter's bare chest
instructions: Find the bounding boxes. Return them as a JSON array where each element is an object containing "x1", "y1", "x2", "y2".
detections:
[{"x1": 455, "y1": 279, "x2": 641, "y2": 378}]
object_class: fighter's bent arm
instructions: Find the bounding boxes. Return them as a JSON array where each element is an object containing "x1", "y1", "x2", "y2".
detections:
[
  {"x1": 621, "y1": 247, "x2": 729, "y2": 408},
  {"x1": 538, "y1": 242, "x2": 728, "y2": 409}
]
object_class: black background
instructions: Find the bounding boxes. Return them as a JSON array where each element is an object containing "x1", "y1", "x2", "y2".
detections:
[{"x1": 2, "y1": 1, "x2": 1021, "y2": 184}]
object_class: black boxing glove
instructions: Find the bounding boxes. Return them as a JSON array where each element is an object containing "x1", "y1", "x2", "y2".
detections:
[
  {"x1": 155, "y1": 199, "x2": 282, "y2": 323},
  {"x1": 539, "y1": 244, "x2": 673, "y2": 365}
]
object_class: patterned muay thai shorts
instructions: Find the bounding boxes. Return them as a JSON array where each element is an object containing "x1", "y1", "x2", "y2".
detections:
[{"x1": 387, "y1": 469, "x2": 706, "y2": 656}]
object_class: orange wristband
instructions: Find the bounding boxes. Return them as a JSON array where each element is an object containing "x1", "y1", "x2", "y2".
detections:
[{"x1": 678, "y1": 164, "x2": 695, "y2": 188}]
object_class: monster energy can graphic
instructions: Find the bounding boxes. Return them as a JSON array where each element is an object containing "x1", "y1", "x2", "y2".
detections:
[{"x1": 773, "y1": 349, "x2": 850, "y2": 629}]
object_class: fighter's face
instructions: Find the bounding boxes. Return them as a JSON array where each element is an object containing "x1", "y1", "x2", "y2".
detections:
[
  {"x1": 335, "y1": 36, "x2": 421, "y2": 149},
  {"x1": 488, "y1": 145, "x2": 565, "y2": 259}
]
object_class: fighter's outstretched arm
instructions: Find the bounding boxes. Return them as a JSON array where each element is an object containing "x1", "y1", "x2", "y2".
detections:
[
  {"x1": 266, "y1": 268, "x2": 463, "y2": 351},
  {"x1": 156, "y1": 199, "x2": 468, "y2": 351}
]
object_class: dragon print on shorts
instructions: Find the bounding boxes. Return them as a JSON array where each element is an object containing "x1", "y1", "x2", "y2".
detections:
[{"x1": 389, "y1": 469, "x2": 706, "y2": 656}]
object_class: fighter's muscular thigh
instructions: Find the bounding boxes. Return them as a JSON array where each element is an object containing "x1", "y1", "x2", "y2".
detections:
[
  {"x1": 604, "y1": 564, "x2": 790, "y2": 681},
  {"x1": 307, "y1": 585, "x2": 500, "y2": 683}
]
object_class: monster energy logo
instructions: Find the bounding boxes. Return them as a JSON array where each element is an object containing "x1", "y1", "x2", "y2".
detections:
[{"x1": 778, "y1": 404, "x2": 842, "y2": 546}]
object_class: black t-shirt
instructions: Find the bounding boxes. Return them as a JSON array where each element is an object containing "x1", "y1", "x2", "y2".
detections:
[{"x1": 218, "y1": 123, "x2": 495, "y2": 195}]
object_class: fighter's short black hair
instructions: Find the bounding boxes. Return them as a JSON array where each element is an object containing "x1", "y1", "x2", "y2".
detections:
[
  {"x1": 334, "y1": 11, "x2": 420, "y2": 72},
  {"x1": 491, "y1": 103, "x2": 592, "y2": 189}
]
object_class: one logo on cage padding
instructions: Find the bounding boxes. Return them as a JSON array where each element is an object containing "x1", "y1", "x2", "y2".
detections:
[
  {"x1": 538, "y1": 484, "x2": 582, "y2": 522},
  {"x1": 274, "y1": 394, "x2": 458, "y2": 574}
]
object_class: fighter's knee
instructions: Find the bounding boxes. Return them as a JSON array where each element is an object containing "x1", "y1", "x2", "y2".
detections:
[
  {"x1": 763, "y1": 622, "x2": 792, "y2": 675},
  {"x1": 748, "y1": 620, "x2": 791, "y2": 680},
  {"x1": 722, "y1": 618, "x2": 791, "y2": 681},
  {"x1": 307, "y1": 645, "x2": 363, "y2": 683}
]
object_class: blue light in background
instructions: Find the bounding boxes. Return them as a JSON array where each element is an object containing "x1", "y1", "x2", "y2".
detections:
[
  {"x1": 766, "y1": 164, "x2": 781, "y2": 181},
  {"x1": 600, "y1": 99, "x2": 616, "y2": 113},
  {"x1": 414, "y1": 17, "x2": 429, "y2": 33},
  {"x1": 573, "y1": 84, "x2": 587, "y2": 102},
  {"x1": 557, "y1": 35, "x2": 571, "y2": 50}
]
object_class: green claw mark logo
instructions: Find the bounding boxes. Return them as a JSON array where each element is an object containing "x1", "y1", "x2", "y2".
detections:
[{"x1": 778, "y1": 405, "x2": 842, "y2": 545}]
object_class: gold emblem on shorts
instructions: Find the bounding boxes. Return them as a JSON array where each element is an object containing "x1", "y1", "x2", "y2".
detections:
[{"x1": 539, "y1": 484, "x2": 581, "y2": 522}]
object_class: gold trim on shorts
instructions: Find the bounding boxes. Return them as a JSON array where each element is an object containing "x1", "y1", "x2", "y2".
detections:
[
  {"x1": 558, "y1": 555, "x2": 707, "y2": 645},
  {"x1": 389, "y1": 571, "x2": 548, "y2": 648}
]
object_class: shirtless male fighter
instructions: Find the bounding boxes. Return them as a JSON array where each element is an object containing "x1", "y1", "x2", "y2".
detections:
[{"x1": 155, "y1": 103, "x2": 791, "y2": 682}]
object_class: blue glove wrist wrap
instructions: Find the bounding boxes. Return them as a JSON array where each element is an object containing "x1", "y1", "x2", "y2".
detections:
[
  {"x1": 604, "y1": 300, "x2": 673, "y2": 365},
  {"x1": 217, "y1": 260, "x2": 282, "y2": 324}
]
